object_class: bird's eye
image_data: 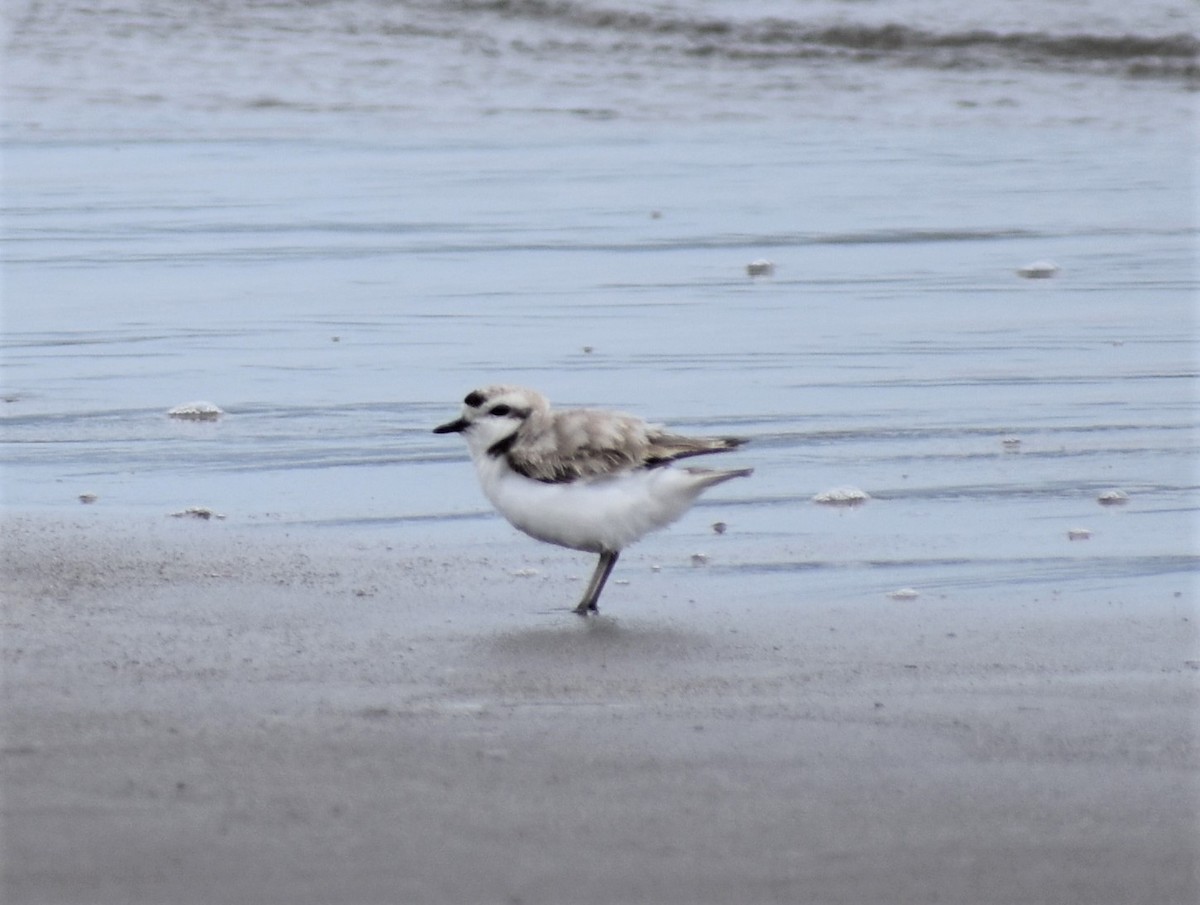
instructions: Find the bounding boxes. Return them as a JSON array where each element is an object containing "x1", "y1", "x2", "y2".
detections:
[{"x1": 489, "y1": 404, "x2": 512, "y2": 417}]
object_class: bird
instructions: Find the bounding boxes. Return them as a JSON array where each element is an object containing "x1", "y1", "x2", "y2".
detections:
[{"x1": 433, "y1": 385, "x2": 752, "y2": 615}]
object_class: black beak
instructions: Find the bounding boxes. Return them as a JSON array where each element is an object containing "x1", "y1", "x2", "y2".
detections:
[{"x1": 433, "y1": 417, "x2": 469, "y2": 434}]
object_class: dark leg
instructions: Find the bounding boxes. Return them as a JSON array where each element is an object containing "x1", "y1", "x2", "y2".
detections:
[{"x1": 573, "y1": 550, "x2": 620, "y2": 616}]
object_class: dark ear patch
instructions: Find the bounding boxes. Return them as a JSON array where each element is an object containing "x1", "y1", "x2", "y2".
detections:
[{"x1": 464, "y1": 390, "x2": 486, "y2": 408}]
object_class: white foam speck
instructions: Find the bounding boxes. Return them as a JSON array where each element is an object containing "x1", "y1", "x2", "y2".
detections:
[
  {"x1": 167, "y1": 401, "x2": 224, "y2": 421},
  {"x1": 1017, "y1": 260, "x2": 1059, "y2": 278},
  {"x1": 813, "y1": 486, "x2": 871, "y2": 507}
]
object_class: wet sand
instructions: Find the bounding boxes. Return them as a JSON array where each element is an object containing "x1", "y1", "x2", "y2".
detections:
[{"x1": 2, "y1": 513, "x2": 1197, "y2": 905}]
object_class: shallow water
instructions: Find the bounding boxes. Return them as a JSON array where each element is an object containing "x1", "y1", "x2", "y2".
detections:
[{"x1": 2, "y1": 0, "x2": 1197, "y2": 604}]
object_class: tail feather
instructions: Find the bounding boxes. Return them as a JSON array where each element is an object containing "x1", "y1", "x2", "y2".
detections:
[{"x1": 683, "y1": 466, "x2": 754, "y2": 489}]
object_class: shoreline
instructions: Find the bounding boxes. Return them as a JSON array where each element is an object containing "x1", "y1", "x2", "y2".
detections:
[{"x1": 2, "y1": 512, "x2": 1197, "y2": 904}]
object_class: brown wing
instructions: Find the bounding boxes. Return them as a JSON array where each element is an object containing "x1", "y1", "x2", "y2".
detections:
[{"x1": 507, "y1": 408, "x2": 744, "y2": 484}]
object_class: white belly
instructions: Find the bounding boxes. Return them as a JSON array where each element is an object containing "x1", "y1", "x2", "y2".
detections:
[{"x1": 476, "y1": 459, "x2": 709, "y2": 553}]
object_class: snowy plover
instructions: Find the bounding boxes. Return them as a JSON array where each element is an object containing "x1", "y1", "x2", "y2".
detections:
[{"x1": 434, "y1": 385, "x2": 752, "y2": 615}]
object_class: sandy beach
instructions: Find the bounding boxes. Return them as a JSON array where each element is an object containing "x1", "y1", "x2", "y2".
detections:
[{"x1": 2, "y1": 513, "x2": 1195, "y2": 904}]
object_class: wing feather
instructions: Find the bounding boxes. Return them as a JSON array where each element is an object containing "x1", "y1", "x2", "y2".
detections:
[{"x1": 507, "y1": 408, "x2": 744, "y2": 483}]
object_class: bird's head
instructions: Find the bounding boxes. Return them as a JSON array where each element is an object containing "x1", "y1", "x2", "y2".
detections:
[{"x1": 433, "y1": 385, "x2": 549, "y2": 458}]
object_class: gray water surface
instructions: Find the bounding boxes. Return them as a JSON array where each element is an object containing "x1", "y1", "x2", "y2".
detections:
[{"x1": 3, "y1": 0, "x2": 1196, "y2": 603}]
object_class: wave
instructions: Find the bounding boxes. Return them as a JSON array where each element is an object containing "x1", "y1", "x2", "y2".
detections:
[
  {"x1": 722, "y1": 553, "x2": 1200, "y2": 587},
  {"x1": 446, "y1": 0, "x2": 1199, "y2": 82}
]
